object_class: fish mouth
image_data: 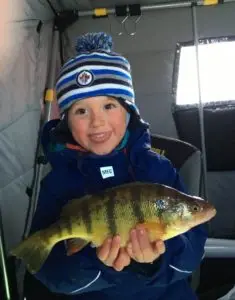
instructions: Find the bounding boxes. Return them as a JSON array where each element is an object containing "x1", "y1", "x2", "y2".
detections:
[
  {"x1": 202, "y1": 201, "x2": 217, "y2": 221},
  {"x1": 205, "y1": 207, "x2": 217, "y2": 222},
  {"x1": 194, "y1": 206, "x2": 217, "y2": 226}
]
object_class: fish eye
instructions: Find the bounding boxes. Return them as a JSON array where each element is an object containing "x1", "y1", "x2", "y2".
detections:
[{"x1": 192, "y1": 205, "x2": 200, "y2": 212}]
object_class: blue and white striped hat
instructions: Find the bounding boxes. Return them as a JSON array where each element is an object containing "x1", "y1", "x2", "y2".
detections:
[{"x1": 55, "y1": 32, "x2": 140, "y2": 117}]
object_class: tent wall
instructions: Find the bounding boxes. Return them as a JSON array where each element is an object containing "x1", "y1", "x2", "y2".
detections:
[
  {"x1": 0, "y1": 21, "x2": 54, "y2": 251},
  {"x1": 63, "y1": 3, "x2": 235, "y2": 237},
  {"x1": 19, "y1": 1, "x2": 54, "y2": 21}
]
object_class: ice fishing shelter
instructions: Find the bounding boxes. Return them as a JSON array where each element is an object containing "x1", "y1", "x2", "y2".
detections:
[{"x1": 1, "y1": 0, "x2": 235, "y2": 299}]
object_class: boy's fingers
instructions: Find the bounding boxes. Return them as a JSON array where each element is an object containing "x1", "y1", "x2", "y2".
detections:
[
  {"x1": 105, "y1": 235, "x2": 121, "y2": 266},
  {"x1": 114, "y1": 248, "x2": 131, "y2": 271},
  {"x1": 126, "y1": 243, "x2": 133, "y2": 258},
  {"x1": 154, "y1": 240, "x2": 166, "y2": 255},
  {"x1": 130, "y1": 229, "x2": 143, "y2": 261},
  {"x1": 136, "y1": 228, "x2": 154, "y2": 262},
  {"x1": 97, "y1": 237, "x2": 112, "y2": 262}
]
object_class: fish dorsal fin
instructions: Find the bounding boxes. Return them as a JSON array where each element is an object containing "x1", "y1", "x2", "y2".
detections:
[{"x1": 60, "y1": 194, "x2": 92, "y2": 217}]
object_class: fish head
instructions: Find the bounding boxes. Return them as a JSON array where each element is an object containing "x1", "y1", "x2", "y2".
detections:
[
  {"x1": 153, "y1": 191, "x2": 216, "y2": 237},
  {"x1": 181, "y1": 195, "x2": 217, "y2": 226}
]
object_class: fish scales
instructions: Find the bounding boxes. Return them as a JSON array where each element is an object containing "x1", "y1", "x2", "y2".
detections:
[
  {"x1": 112, "y1": 186, "x2": 137, "y2": 245},
  {"x1": 85, "y1": 187, "x2": 136, "y2": 246},
  {"x1": 106, "y1": 190, "x2": 118, "y2": 237},
  {"x1": 130, "y1": 185, "x2": 146, "y2": 224},
  {"x1": 88, "y1": 193, "x2": 112, "y2": 246},
  {"x1": 48, "y1": 220, "x2": 67, "y2": 244},
  {"x1": 70, "y1": 199, "x2": 99, "y2": 241},
  {"x1": 50, "y1": 199, "x2": 95, "y2": 245},
  {"x1": 80, "y1": 200, "x2": 93, "y2": 235}
]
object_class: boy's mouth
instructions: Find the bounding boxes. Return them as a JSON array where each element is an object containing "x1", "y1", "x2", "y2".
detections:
[{"x1": 88, "y1": 131, "x2": 112, "y2": 144}]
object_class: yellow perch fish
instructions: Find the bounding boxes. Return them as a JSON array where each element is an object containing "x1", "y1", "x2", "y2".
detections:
[{"x1": 10, "y1": 182, "x2": 216, "y2": 274}]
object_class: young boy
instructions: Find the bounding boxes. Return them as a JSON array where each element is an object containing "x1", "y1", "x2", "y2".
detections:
[{"x1": 28, "y1": 32, "x2": 207, "y2": 300}]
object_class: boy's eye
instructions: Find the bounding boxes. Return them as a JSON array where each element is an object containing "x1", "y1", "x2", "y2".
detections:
[
  {"x1": 75, "y1": 108, "x2": 87, "y2": 115},
  {"x1": 104, "y1": 103, "x2": 117, "y2": 110}
]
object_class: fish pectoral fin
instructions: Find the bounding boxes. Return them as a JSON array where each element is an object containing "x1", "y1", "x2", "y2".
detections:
[
  {"x1": 136, "y1": 222, "x2": 166, "y2": 241},
  {"x1": 65, "y1": 238, "x2": 89, "y2": 256}
]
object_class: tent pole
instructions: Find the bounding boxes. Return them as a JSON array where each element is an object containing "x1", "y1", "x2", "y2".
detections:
[
  {"x1": 191, "y1": 5, "x2": 209, "y2": 201},
  {"x1": 75, "y1": 0, "x2": 231, "y2": 18},
  {"x1": 22, "y1": 26, "x2": 59, "y2": 241},
  {"x1": 44, "y1": 30, "x2": 59, "y2": 123},
  {"x1": 0, "y1": 209, "x2": 12, "y2": 300}
]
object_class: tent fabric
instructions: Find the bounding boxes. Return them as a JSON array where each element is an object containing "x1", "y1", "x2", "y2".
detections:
[
  {"x1": 207, "y1": 172, "x2": 235, "y2": 239},
  {"x1": 0, "y1": 21, "x2": 54, "y2": 251},
  {"x1": 179, "y1": 151, "x2": 201, "y2": 197},
  {"x1": 14, "y1": 1, "x2": 53, "y2": 21}
]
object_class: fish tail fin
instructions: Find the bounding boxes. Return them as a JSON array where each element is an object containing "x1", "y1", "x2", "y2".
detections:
[{"x1": 10, "y1": 231, "x2": 55, "y2": 274}]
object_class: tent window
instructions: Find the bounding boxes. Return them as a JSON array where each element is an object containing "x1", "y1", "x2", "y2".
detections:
[{"x1": 173, "y1": 37, "x2": 235, "y2": 106}]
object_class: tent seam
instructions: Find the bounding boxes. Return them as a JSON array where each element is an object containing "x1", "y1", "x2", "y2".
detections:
[
  {"x1": 0, "y1": 168, "x2": 34, "y2": 191},
  {"x1": 0, "y1": 108, "x2": 41, "y2": 133}
]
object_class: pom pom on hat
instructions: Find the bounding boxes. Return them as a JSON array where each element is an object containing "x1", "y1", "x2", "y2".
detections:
[{"x1": 75, "y1": 32, "x2": 113, "y2": 54}]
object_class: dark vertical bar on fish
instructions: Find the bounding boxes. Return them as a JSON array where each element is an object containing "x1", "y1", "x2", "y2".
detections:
[
  {"x1": 106, "y1": 191, "x2": 117, "y2": 235},
  {"x1": 131, "y1": 185, "x2": 145, "y2": 223},
  {"x1": 80, "y1": 200, "x2": 92, "y2": 235}
]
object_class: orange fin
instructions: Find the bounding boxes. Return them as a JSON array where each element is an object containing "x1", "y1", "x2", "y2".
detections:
[
  {"x1": 135, "y1": 222, "x2": 166, "y2": 241},
  {"x1": 65, "y1": 238, "x2": 89, "y2": 256}
]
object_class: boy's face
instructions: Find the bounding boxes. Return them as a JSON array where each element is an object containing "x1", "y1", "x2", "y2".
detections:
[{"x1": 68, "y1": 96, "x2": 127, "y2": 155}]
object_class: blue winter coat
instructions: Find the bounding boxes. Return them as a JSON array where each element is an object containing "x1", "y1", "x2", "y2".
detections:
[{"x1": 29, "y1": 118, "x2": 207, "y2": 300}]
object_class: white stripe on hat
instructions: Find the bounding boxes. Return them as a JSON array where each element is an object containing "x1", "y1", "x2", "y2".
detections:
[{"x1": 58, "y1": 83, "x2": 134, "y2": 104}]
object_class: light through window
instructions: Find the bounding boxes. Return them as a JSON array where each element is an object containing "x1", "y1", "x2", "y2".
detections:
[{"x1": 176, "y1": 39, "x2": 235, "y2": 105}]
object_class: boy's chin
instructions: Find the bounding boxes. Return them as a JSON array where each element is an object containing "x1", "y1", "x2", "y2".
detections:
[
  {"x1": 90, "y1": 143, "x2": 118, "y2": 156},
  {"x1": 91, "y1": 148, "x2": 114, "y2": 156}
]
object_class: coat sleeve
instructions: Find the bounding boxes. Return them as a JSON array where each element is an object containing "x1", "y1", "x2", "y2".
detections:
[
  {"x1": 29, "y1": 174, "x2": 115, "y2": 295},
  {"x1": 139, "y1": 155, "x2": 208, "y2": 286}
]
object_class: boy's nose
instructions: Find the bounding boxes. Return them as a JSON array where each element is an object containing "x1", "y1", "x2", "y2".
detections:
[{"x1": 90, "y1": 112, "x2": 106, "y2": 127}]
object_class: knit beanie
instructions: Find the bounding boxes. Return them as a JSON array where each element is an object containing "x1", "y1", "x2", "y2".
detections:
[{"x1": 55, "y1": 32, "x2": 141, "y2": 119}]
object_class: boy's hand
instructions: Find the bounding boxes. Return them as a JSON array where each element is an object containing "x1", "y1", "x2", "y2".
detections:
[
  {"x1": 126, "y1": 228, "x2": 165, "y2": 263},
  {"x1": 97, "y1": 235, "x2": 131, "y2": 271}
]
